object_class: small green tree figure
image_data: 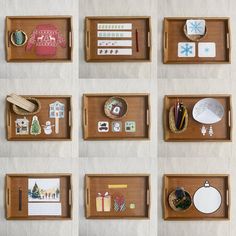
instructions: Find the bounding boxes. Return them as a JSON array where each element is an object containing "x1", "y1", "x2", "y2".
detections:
[
  {"x1": 30, "y1": 116, "x2": 41, "y2": 135},
  {"x1": 32, "y1": 182, "x2": 41, "y2": 199}
]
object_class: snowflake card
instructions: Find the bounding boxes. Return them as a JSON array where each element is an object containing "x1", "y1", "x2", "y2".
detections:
[
  {"x1": 178, "y1": 42, "x2": 195, "y2": 57},
  {"x1": 198, "y1": 42, "x2": 216, "y2": 57},
  {"x1": 186, "y1": 19, "x2": 206, "y2": 35}
]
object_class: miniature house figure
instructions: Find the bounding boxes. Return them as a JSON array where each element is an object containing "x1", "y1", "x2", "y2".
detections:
[{"x1": 15, "y1": 117, "x2": 29, "y2": 135}]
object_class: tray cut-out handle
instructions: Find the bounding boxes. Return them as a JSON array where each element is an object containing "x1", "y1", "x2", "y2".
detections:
[
  {"x1": 227, "y1": 33, "x2": 230, "y2": 49},
  {"x1": 226, "y1": 189, "x2": 229, "y2": 206},
  {"x1": 164, "y1": 32, "x2": 168, "y2": 50},
  {"x1": 228, "y1": 110, "x2": 231, "y2": 127},
  {"x1": 148, "y1": 32, "x2": 151, "y2": 48},
  {"x1": 146, "y1": 189, "x2": 150, "y2": 205},
  {"x1": 19, "y1": 188, "x2": 22, "y2": 211},
  {"x1": 69, "y1": 32, "x2": 72, "y2": 48},
  {"x1": 84, "y1": 108, "x2": 88, "y2": 127},
  {"x1": 8, "y1": 31, "x2": 10, "y2": 48},
  {"x1": 69, "y1": 110, "x2": 72, "y2": 127},
  {"x1": 7, "y1": 188, "x2": 10, "y2": 206},
  {"x1": 86, "y1": 188, "x2": 89, "y2": 206},
  {"x1": 146, "y1": 109, "x2": 150, "y2": 126},
  {"x1": 69, "y1": 189, "x2": 72, "y2": 206},
  {"x1": 86, "y1": 31, "x2": 90, "y2": 49}
]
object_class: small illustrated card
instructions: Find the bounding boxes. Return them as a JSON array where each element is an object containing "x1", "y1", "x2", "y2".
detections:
[
  {"x1": 98, "y1": 121, "x2": 109, "y2": 132},
  {"x1": 96, "y1": 192, "x2": 111, "y2": 212},
  {"x1": 125, "y1": 121, "x2": 136, "y2": 132},
  {"x1": 97, "y1": 40, "x2": 132, "y2": 47},
  {"x1": 186, "y1": 19, "x2": 206, "y2": 35},
  {"x1": 178, "y1": 42, "x2": 195, "y2": 57},
  {"x1": 97, "y1": 48, "x2": 132, "y2": 56},
  {"x1": 97, "y1": 23, "x2": 132, "y2": 30},
  {"x1": 97, "y1": 31, "x2": 132, "y2": 38},
  {"x1": 28, "y1": 178, "x2": 60, "y2": 202},
  {"x1": 198, "y1": 42, "x2": 216, "y2": 57},
  {"x1": 112, "y1": 121, "x2": 122, "y2": 132}
]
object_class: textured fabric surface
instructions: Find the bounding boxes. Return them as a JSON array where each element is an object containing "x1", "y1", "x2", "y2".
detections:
[{"x1": 0, "y1": 0, "x2": 235, "y2": 236}]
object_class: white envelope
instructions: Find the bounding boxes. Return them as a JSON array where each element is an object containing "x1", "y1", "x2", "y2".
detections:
[{"x1": 198, "y1": 42, "x2": 216, "y2": 57}]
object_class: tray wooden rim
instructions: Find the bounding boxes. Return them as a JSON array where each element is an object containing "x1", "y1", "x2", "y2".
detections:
[
  {"x1": 5, "y1": 15, "x2": 73, "y2": 62},
  {"x1": 85, "y1": 174, "x2": 151, "y2": 219},
  {"x1": 163, "y1": 17, "x2": 231, "y2": 64},
  {"x1": 85, "y1": 16, "x2": 152, "y2": 62},
  {"x1": 163, "y1": 174, "x2": 230, "y2": 220},
  {"x1": 83, "y1": 93, "x2": 150, "y2": 140},
  {"x1": 163, "y1": 94, "x2": 232, "y2": 142},
  {"x1": 6, "y1": 95, "x2": 72, "y2": 141},
  {"x1": 5, "y1": 173, "x2": 73, "y2": 220}
]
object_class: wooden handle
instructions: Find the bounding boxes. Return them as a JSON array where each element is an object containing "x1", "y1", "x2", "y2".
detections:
[
  {"x1": 86, "y1": 31, "x2": 90, "y2": 48},
  {"x1": 69, "y1": 110, "x2": 72, "y2": 127},
  {"x1": 148, "y1": 32, "x2": 151, "y2": 48},
  {"x1": 19, "y1": 188, "x2": 22, "y2": 211},
  {"x1": 228, "y1": 110, "x2": 231, "y2": 127},
  {"x1": 227, "y1": 33, "x2": 230, "y2": 49},
  {"x1": 69, "y1": 189, "x2": 72, "y2": 206},
  {"x1": 146, "y1": 109, "x2": 150, "y2": 126},
  {"x1": 84, "y1": 108, "x2": 88, "y2": 126},
  {"x1": 164, "y1": 32, "x2": 168, "y2": 49},
  {"x1": 69, "y1": 32, "x2": 72, "y2": 48},
  {"x1": 146, "y1": 189, "x2": 150, "y2": 205}
]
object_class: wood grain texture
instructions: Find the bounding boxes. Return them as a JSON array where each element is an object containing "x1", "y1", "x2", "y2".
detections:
[
  {"x1": 6, "y1": 174, "x2": 72, "y2": 220},
  {"x1": 6, "y1": 16, "x2": 73, "y2": 62},
  {"x1": 164, "y1": 95, "x2": 232, "y2": 141},
  {"x1": 85, "y1": 174, "x2": 150, "y2": 219},
  {"x1": 85, "y1": 16, "x2": 151, "y2": 62},
  {"x1": 6, "y1": 95, "x2": 72, "y2": 141},
  {"x1": 83, "y1": 93, "x2": 150, "y2": 140},
  {"x1": 163, "y1": 174, "x2": 230, "y2": 220},
  {"x1": 163, "y1": 17, "x2": 230, "y2": 64}
]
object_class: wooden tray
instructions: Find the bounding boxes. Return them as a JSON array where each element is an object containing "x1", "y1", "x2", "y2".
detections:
[
  {"x1": 85, "y1": 174, "x2": 150, "y2": 219},
  {"x1": 163, "y1": 174, "x2": 230, "y2": 220},
  {"x1": 6, "y1": 16, "x2": 72, "y2": 62},
  {"x1": 83, "y1": 94, "x2": 150, "y2": 140},
  {"x1": 85, "y1": 17, "x2": 151, "y2": 62},
  {"x1": 6, "y1": 174, "x2": 72, "y2": 220},
  {"x1": 163, "y1": 17, "x2": 230, "y2": 63},
  {"x1": 6, "y1": 95, "x2": 72, "y2": 141},
  {"x1": 164, "y1": 95, "x2": 232, "y2": 141}
]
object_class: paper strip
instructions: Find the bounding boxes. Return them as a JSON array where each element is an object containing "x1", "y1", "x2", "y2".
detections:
[
  {"x1": 28, "y1": 203, "x2": 62, "y2": 216},
  {"x1": 97, "y1": 48, "x2": 132, "y2": 55},
  {"x1": 97, "y1": 23, "x2": 132, "y2": 30},
  {"x1": 108, "y1": 184, "x2": 128, "y2": 189},
  {"x1": 97, "y1": 40, "x2": 132, "y2": 47},
  {"x1": 97, "y1": 31, "x2": 132, "y2": 38}
]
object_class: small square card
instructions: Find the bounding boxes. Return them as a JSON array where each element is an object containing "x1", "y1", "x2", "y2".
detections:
[
  {"x1": 178, "y1": 42, "x2": 195, "y2": 57},
  {"x1": 98, "y1": 121, "x2": 109, "y2": 132},
  {"x1": 186, "y1": 20, "x2": 206, "y2": 35},
  {"x1": 198, "y1": 42, "x2": 216, "y2": 57}
]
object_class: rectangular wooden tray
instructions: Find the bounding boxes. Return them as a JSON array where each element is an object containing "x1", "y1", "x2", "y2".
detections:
[
  {"x1": 164, "y1": 95, "x2": 232, "y2": 141},
  {"x1": 6, "y1": 16, "x2": 72, "y2": 62},
  {"x1": 163, "y1": 17, "x2": 230, "y2": 64},
  {"x1": 85, "y1": 174, "x2": 150, "y2": 219},
  {"x1": 85, "y1": 16, "x2": 151, "y2": 62},
  {"x1": 6, "y1": 95, "x2": 72, "y2": 141},
  {"x1": 6, "y1": 174, "x2": 72, "y2": 220},
  {"x1": 83, "y1": 94, "x2": 150, "y2": 140},
  {"x1": 163, "y1": 174, "x2": 230, "y2": 220}
]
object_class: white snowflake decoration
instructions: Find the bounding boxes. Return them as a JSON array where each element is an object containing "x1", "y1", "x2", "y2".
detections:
[{"x1": 186, "y1": 20, "x2": 206, "y2": 35}]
